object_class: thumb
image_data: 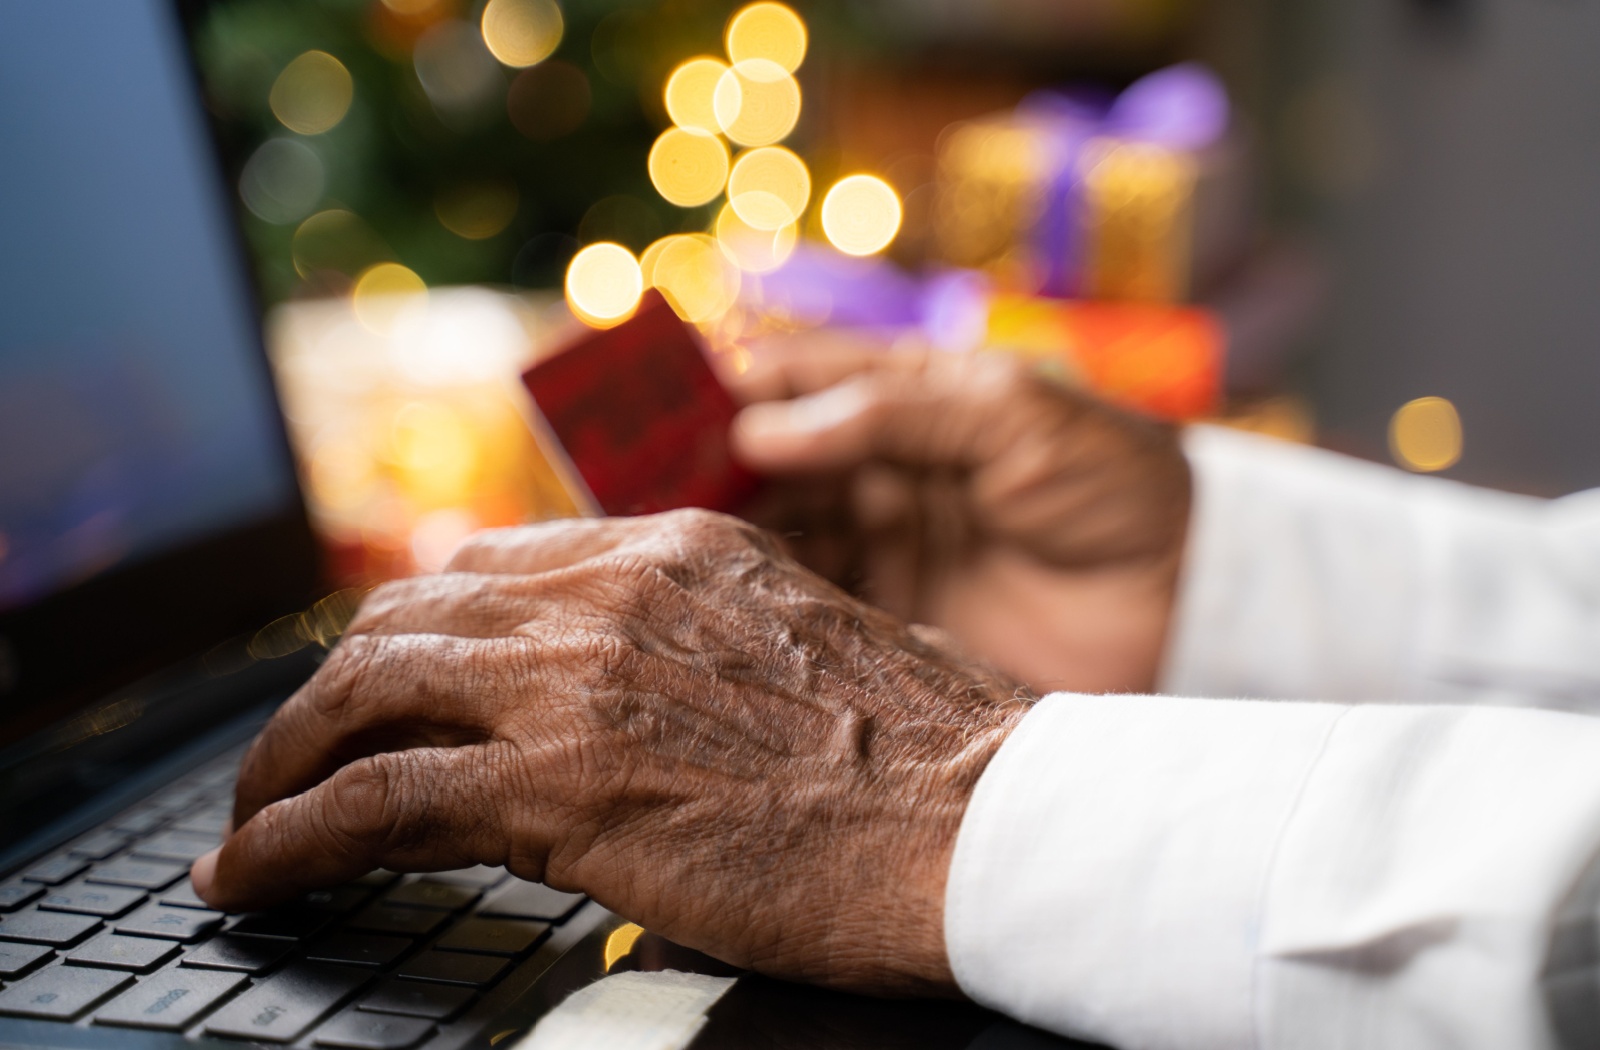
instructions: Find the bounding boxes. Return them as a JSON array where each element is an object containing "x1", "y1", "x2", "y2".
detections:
[{"x1": 731, "y1": 355, "x2": 1043, "y2": 475}]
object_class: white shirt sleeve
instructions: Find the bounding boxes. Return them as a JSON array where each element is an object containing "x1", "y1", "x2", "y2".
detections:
[
  {"x1": 946, "y1": 693, "x2": 1600, "y2": 1050},
  {"x1": 944, "y1": 430, "x2": 1600, "y2": 1048},
  {"x1": 1162, "y1": 425, "x2": 1600, "y2": 709}
]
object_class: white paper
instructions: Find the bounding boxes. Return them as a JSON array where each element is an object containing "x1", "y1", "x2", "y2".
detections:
[{"x1": 515, "y1": 969, "x2": 739, "y2": 1050}]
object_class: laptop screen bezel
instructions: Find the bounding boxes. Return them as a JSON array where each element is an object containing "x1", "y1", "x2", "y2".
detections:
[{"x1": 0, "y1": 0, "x2": 322, "y2": 752}]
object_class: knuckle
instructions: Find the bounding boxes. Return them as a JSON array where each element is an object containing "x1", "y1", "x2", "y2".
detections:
[
  {"x1": 325, "y1": 755, "x2": 403, "y2": 852},
  {"x1": 309, "y1": 633, "x2": 385, "y2": 721}
]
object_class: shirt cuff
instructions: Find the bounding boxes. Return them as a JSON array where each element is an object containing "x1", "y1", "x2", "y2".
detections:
[{"x1": 944, "y1": 691, "x2": 1346, "y2": 1050}]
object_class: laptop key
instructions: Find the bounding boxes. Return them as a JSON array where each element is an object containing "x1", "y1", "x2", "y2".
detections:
[
  {"x1": 88, "y1": 857, "x2": 187, "y2": 890},
  {"x1": 427, "y1": 866, "x2": 507, "y2": 889},
  {"x1": 435, "y1": 917, "x2": 547, "y2": 956},
  {"x1": 0, "y1": 965, "x2": 131, "y2": 1019},
  {"x1": 94, "y1": 966, "x2": 247, "y2": 1030},
  {"x1": 477, "y1": 880, "x2": 586, "y2": 923},
  {"x1": 305, "y1": 932, "x2": 413, "y2": 968},
  {"x1": 115, "y1": 902, "x2": 224, "y2": 942},
  {"x1": 303, "y1": 885, "x2": 372, "y2": 914},
  {"x1": 0, "y1": 881, "x2": 44, "y2": 912},
  {"x1": 0, "y1": 941, "x2": 53, "y2": 978},
  {"x1": 68, "y1": 830, "x2": 132, "y2": 861},
  {"x1": 169, "y1": 809, "x2": 231, "y2": 836},
  {"x1": 68, "y1": 931, "x2": 180, "y2": 972},
  {"x1": 314, "y1": 1009, "x2": 434, "y2": 1049},
  {"x1": 159, "y1": 879, "x2": 210, "y2": 909},
  {"x1": 346, "y1": 904, "x2": 450, "y2": 938},
  {"x1": 229, "y1": 905, "x2": 333, "y2": 941},
  {"x1": 395, "y1": 950, "x2": 509, "y2": 987},
  {"x1": 108, "y1": 809, "x2": 168, "y2": 836},
  {"x1": 382, "y1": 879, "x2": 481, "y2": 911},
  {"x1": 357, "y1": 979, "x2": 474, "y2": 1021},
  {"x1": 21, "y1": 855, "x2": 89, "y2": 886},
  {"x1": 0, "y1": 909, "x2": 102, "y2": 947},
  {"x1": 182, "y1": 933, "x2": 295, "y2": 973},
  {"x1": 130, "y1": 829, "x2": 219, "y2": 863},
  {"x1": 38, "y1": 881, "x2": 146, "y2": 918},
  {"x1": 204, "y1": 961, "x2": 369, "y2": 1043}
]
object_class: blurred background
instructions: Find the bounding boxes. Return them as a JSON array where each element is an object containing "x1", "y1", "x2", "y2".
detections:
[{"x1": 175, "y1": 0, "x2": 1600, "y2": 584}]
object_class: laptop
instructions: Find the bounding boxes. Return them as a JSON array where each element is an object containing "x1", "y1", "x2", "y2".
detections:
[{"x1": 0, "y1": 4, "x2": 1089, "y2": 1047}]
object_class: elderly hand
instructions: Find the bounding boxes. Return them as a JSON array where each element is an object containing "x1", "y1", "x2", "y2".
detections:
[
  {"x1": 728, "y1": 340, "x2": 1191, "y2": 695},
  {"x1": 192, "y1": 511, "x2": 1030, "y2": 994}
]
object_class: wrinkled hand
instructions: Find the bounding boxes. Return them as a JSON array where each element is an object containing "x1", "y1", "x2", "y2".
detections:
[
  {"x1": 728, "y1": 340, "x2": 1191, "y2": 695},
  {"x1": 192, "y1": 511, "x2": 1031, "y2": 994}
]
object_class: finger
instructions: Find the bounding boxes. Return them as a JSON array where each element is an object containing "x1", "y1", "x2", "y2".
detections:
[
  {"x1": 726, "y1": 330, "x2": 923, "y2": 404},
  {"x1": 446, "y1": 517, "x2": 649, "y2": 575},
  {"x1": 198, "y1": 745, "x2": 517, "y2": 912},
  {"x1": 232, "y1": 632, "x2": 517, "y2": 829},
  {"x1": 732, "y1": 354, "x2": 1053, "y2": 475}
]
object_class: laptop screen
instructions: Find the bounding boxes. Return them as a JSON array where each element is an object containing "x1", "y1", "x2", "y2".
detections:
[
  {"x1": 0, "y1": 0, "x2": 318, "y2": 756},
  {"x1": 0, "y1": 0, "x2": 298, "y2": 613}
]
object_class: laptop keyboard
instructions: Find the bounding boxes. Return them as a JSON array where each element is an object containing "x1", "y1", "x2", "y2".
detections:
[{"x1": 0, "y1": 749, "x2": 590, "y2": 1047}]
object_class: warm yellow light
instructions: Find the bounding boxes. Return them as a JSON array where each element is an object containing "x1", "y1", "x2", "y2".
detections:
[
  {"x1": 649, "y1": 234, "x2": 741, "y2": 324},
  {"x1": 663, "y1": 57, "x2": 727, "y2": 134},
  {"x1": 821, "y1": 174, "x2": 903, "y2": 256},
  {"x1": 565, "y1": 243, "x2": 643, "y2": 328},
  {"x1": 391, "y1": 402, "x2": 478, "y2": 504},
  {"x1": 713, "y1": 59, "x2": 800, "y2": 147},
  {"x1": 1390, "y1": 396, "x2": 1462, "y2": 472},
  {"x1": 434, "y1": 181, "x2": 519, "y2": 240},
  {"x1": 727, "y1": 146, "x2": 809, "y2": 230},
  {"x1": 269, "y1": 51, "x2": 354, "y2": 136},
  {"x1": 715, "y1": 202, "x2": 796, "y2": 273},
  {"x1": 647, "y1": 128, "x2": 730, "y2": 208},
  {"x1": 726, "y1": 3, "x2": 807, "y2": 73},
  {"x1": 604, "y1": 923, "x2": 646, "y2": 971},
  {"x1": 481, "y1": 0, "x2": 563, "y2": 68},
  {"x1": 352, "y1": 262, "x2": 426, "y2": 334}
]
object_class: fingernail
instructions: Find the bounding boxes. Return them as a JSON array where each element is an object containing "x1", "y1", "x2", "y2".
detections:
[{"x1": 190, "y1": 849, "x2": 219, "y2": 899}]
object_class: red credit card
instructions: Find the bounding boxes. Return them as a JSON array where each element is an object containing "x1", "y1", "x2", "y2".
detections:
[{"x1": 522, "y1": 290, "x2": 760, "y2": 517}]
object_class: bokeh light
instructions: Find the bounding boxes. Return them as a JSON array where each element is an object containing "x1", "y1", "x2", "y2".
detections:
[
  {"x1": 352, "y1": 262, "x2": 427, "y2": 335},
  {"x1": 1390, "y1": 396, "x2": 1462, "y2": 472},
  {"x1": 239, "y1": 138, "x2": 325, "y2": 224},
  {"x1": 714, "y1": 202, "x2": 796, "y2": 274},
  {"x1": 648, "y1": 127, "x2": 731, "y2": 208},
  {"x1": 269, "y1": 51, "x2": 354, "y2": 135},
  {"x1": 434, "y1": 180, "x2": 519, "y2": 240},
  {"x1": 292, "y1": 209, "x2": 391, "y2": 279},
  {"x1": 821, "y1": 175, "x2": 903, "y2": 256},
  {"x1": 507, "y1": 60, "x2": 590, "y2": 140},
  {"x1": 480, "y1": 0, "x2": 563, "y2": 68},
  {"x1": 725, "y1": 3, "x2": 807, "y2": 73},
  {"x1": 565, "y1": 243, "x2": 644, "y2": 327},
  {"x1": 663, "y1": 57, "x2": 728, "y2": 134},
  {"x1": 727, "y1": 146, "x2": 810, "y2": 230},
  {"x1": 413, "y1": 20, "x2": 502, "y2": 127},
  {"x1": 647, "y1": 234, "x2": 741, "y2": 323},
  {"x1": 713, "y1": 59, "x2": 800, "y2": 147}
]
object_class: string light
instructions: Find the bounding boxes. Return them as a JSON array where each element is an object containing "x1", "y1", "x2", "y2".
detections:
[
  {"x1": 725, "y1": 2, "x2": 807, "y2": 73},
  {"x1": 269, "y1": 51, "x2": 354, "y2": 135},
  {"x1": 663, "y1": 57, "x2": 728, "y2": 134},
  {"x1": 352, "y1": 262, "x2": 427, "y2": 335},
  {"x1": 728, "y1": 146, "x2": 810, "y2": 230},
  {"x1": 480, "y1": 0, "x2": 563, "y2": 68},
  {"x1": 713, "y1": 59, "x2": 800, "y2": 147},
  {"x1": 715, "y1": 202, "x2": 796, "y2": 274},
  {"x1": 565, "y1": 243, "x2": 643, "y2": 327},
  {"x1": 1390, "y1": 396, "x2": 1462, "y2": 472},
  {"x1": 647, "y1": 127, "x2": 730, "y2": 208},
  {"x1": 821, "y1": 174, "x2": 903, "y2": 256}
]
